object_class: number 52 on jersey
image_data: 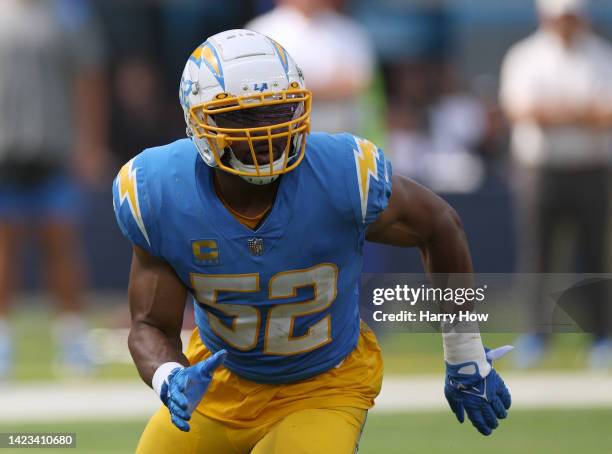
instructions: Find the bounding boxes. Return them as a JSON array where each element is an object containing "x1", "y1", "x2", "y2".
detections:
[{"x1": 190, "y1": 263, "x2": 338, "y2": 356}]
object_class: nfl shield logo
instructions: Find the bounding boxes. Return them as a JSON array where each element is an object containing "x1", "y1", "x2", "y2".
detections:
[{"x1": 247, "y1": 238, "x2": 264, "y2": 256}]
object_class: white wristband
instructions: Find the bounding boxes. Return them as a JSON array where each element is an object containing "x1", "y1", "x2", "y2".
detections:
[
  {"x1": 441, "y1": 320, "x2": 491, "y2": 377},
  {"x1": 152, "y1": 362, "x2": 184, "y2": 399}
]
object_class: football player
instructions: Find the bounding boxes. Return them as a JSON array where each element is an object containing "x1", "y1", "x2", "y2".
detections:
[{"x1": 113, "y1": 30, "x2": 512, "y2": 453}]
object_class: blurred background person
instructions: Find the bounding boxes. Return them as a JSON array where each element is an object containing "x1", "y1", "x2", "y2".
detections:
[
  {"x1": 110, "y1": 57, "x2": 170, "y2": 165},
  {"x1": 500, "y1": 0, "x2": 612, "y2": 369},
  {"x1": 97, "y1": 0, "x2": 256, "y2": 159},
  {"x1": 94, "y1": 1, "x2": 171, "y2": 165},
  {"x1": 247, "y1": 0, "x2": 376, "y2": 134},
  {"x1": 0, "y1": 0, "x2": 108, "y2": 377},
  {"x1": 385, "y1": 62, "x2": 488, "y2": 194},
  {"x1": 386, "y1": 100, "x2": 433, "y2": 182}
]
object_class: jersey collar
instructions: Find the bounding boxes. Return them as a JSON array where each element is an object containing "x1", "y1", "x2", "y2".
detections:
[{"x1": 195, "y1": 158, "x2": 300, "y2": 243}]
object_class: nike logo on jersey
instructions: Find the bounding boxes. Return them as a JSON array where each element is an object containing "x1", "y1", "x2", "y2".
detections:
[
  {"x1": 117, "y1": 159, "x2": 150, "y2": 245},
  {"x1": 353, "y1": 137, "x2": 379, "y2": 223}
]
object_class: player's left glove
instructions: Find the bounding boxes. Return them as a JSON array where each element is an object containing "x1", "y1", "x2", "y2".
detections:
[
  {"x1": 153, "y1": 350, "x2": 227, "y2": 432},
  {"x1": 444, "y1": 346, "x2": 512, "y2": 436}
]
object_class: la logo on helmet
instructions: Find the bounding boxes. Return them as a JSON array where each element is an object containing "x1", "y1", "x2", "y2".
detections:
[{"x1": 253, "y1": 82, "x2": 268, "y2": 92}]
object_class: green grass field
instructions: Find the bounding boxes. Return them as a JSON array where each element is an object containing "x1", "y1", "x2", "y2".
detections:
[
  {"x1": 360, "y1": 409, "x2": 612, "y2": 453},
  {"x1": 0, "y1": 409, "x2": 609, "y2": 453},
  {"x1": 8, "y1": 307, "x2": 598, "y2": 381}
]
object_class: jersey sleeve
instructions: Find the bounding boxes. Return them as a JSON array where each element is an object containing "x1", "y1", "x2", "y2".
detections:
[
  {"x1": 112, "y1": 151, "x2": 160, "y2": 256},
  {"x1": 344, "y1": 134, "x2": 393, "y2": 230}
]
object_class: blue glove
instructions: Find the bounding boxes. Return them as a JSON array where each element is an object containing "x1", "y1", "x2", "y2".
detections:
[
  {"x1": 162, "y1": 350, "x2": 227, "y2": 432},
  {"x1": 444, "y1": 346, "x2": 512, "y2": 436}
]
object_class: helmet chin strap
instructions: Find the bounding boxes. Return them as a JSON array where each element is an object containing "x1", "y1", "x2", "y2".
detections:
[{"x1": 227, "y1": 149, "x2": 288, "y2": 185}]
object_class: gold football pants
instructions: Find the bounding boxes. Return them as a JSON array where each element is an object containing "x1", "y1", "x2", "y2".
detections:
[{"x1": 136, "y1": 405, "x2": 367, "y2": 454}]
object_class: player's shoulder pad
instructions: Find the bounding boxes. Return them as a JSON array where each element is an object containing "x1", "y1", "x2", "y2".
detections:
[
  {"x1": 307, "y1": 132, "x2": 393, "y2": 229},
  {"x1": 112, "y1": 139, "x2": 193, "y2": 256}
]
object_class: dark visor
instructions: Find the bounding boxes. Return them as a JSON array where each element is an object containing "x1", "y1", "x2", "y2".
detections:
[{"x1": 213, "y1": 103, "x2": 301, "y2": 129}]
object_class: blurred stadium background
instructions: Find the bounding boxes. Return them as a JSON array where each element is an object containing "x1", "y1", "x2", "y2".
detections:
[{"x1": 0, "y1": 0, "x2": 611, "y2": 452}]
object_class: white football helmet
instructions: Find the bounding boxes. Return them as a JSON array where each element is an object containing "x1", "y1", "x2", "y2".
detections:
[{"x1": 179, "y1": 29, "x2": 311, "y2": 185}]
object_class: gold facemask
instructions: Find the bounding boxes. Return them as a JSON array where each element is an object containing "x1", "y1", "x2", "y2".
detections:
[{"x1": 189, "y1": 86, "x2": 312, "y2": 178}]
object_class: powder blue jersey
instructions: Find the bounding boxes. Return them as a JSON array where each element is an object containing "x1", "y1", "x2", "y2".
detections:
[{"x1": 113, "y1": 132, "x2": 392, "y2": 384}]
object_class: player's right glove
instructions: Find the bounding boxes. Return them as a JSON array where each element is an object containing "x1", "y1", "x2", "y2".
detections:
[
  {"x1": 444, "y1": 346, "x2": 512, "y2": 436},
  {"x1": 153, "y1": 350, "x2": 227, "y2": 432}
]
